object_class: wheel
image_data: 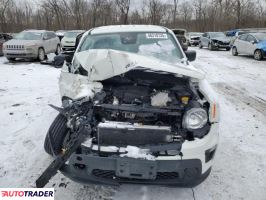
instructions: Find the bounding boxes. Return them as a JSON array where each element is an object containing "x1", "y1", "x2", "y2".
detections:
[
  {"x1": 55, "y1": 44, "x2": 61, "y2": 55},
  {"x1": 38, "y1": 48, "x2": 46, "y2": 61},
  {"x1": 232, "y1": 47, "x2": 238, "y2": 56},
  {"x1": 199, "y1": 42, "x2": 203, "y2": 49},
  {"x1": 254, "y1": 50, "x2": 263, "y2": 61},
  {"x1": 208, "y1": 43, "x2": 214, "y2": 51},
  {"x1": 44, "y1": 114, "x2": 69, "y2": 156},
  {"x1": 226, "y1": 47, "x2": 231, "y2": 51},
  {"x1": 7, "y1": 57, "x2": 16, "y2": 62}
]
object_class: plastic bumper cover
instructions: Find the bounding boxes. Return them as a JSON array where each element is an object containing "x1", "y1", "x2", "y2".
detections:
[{"x1": 60, "y1": 154, "x2": 211, "y2": 187}]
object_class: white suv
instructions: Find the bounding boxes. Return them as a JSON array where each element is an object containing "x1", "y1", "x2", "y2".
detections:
[
  {"x1": 39, "y1": 25, "x2": 219, "y2": 187},
  {"x1": 3, "y1": 30, "x2": 61, "y2": 61},
  {"x1": 61, "y1": 30, "x2": 85, "y2": 51}
]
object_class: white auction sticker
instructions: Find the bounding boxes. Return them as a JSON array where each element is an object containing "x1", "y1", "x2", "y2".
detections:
[
  {"x1": 146, "y1": 33, "x2": 168, "y2": 39},
  {"x1": 0, "y1": 188, "x2": 54, "y2": 200}
]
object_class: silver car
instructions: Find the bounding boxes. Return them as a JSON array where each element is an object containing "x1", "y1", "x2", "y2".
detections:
[
  {"x1": 3, "y1": 30, "x2": 61, "y2": 61},
  {"x1": 232, "y1": 33, "x2": 266, "y2": 60},
  {"x1": 199, "y1": 32, "x2": 231, "y2": 51}
]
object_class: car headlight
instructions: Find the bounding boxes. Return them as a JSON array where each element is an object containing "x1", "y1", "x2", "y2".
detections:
[{"x1": 182, "y1": 108, "x2": 208, "y2": 130}]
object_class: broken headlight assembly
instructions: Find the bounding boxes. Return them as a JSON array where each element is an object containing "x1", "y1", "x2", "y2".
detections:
[{"x1": 182, "y1": 108, "x2": 208, "y2": 130}]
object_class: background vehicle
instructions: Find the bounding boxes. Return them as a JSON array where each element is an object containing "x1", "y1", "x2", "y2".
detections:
[
  {"x1": 187, "y1": 32, "x2": 203, "y2": 46},
  {"x1": 56, "y1": 30, "x2": 66, "y2": 41},
  {"x1": 232, "y1": 32, "x2": 266, "y2": 60},
  {"x1": 40, "y1": 25, "x2": 219, "y2": 187},
  {"x1": 199, "y1": 32, "x2": 231, "y2": 51},
  {"x1": 3, "y1": 30, "x2": 61, "y2": 61},
  {"x1": 0, "y1": 33, "x2": 13, "y2": 56},
  {"x1": 61, "y1": 30, "x2": 85, "y2": 51},
  {"x1": 172, "y1": 28, "x2": 188, "y2": 51}
]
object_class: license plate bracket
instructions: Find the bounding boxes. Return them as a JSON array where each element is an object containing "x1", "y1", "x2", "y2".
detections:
[{"x1": 116, "y1": 158, "x2": 157, "y2": 180}]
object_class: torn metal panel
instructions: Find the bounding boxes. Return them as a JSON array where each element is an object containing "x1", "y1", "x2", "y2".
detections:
[{"x1": 59, "y1": 72, "x2": 103, "y2": 100}]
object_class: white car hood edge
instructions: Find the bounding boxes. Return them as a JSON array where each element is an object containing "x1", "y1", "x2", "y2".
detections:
[{"x1": 74, "y1": 49, "x2": 205, "y2": 81}]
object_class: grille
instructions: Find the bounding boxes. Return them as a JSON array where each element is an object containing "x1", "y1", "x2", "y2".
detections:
[
  {"x1": 218, "y1": 41, "x2": 229, "y2": 45},
  {"x1": 7, "y1": 45, "x2": 24, "y2": 49},
  {"x1": 92, "y1": 169, "x2": 179, "y2": 180}
]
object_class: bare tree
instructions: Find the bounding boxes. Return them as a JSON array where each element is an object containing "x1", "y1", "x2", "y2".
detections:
[
  {"x1": 0, "y1": 0, "x2": 13, "y2": 32},
  {"x1": 115, "y1": 0, "x2": 130, "y2": 24}
]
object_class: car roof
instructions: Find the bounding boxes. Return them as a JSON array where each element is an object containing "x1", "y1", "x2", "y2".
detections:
[
  {"x1": 249, "y1": 32, "x2": 266, "y2": 36},
  {"x1": 90, "y1": 25, "x2": 167, "y2": 35},
  {"x1": 24, "y1": 30, "x2": 47, "y2": 33},
  {"x1": 67, "y1": 30, "x2": 85, "y2": 32}
]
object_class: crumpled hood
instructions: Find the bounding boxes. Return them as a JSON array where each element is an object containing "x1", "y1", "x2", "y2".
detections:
[
  {"x1": 211, "y1": 37, "x2": 230, "y2": 43},
  {"x1": 74, "y1": 49, "x2": 205, "y2": 81},
  {"x1": 4, "y1": 39, "x2": 40, "y2": 46}
]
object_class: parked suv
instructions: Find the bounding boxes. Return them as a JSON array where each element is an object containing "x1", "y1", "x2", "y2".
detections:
[
  {"x1": 232, "y1": 33, "x2": 266, "y2": 60},
  {"x1": 37, "y1": 25, "x2": 219, "y2": 188},
  {"x1": 3, "y1": 30, "x2": 61, "y2": 61},
  {"x1": 61, "y1": 30, "x2": 85, "y2": 51},
  {"x1": 199, "y1": 32, "x2": 231, "y2": 51}
]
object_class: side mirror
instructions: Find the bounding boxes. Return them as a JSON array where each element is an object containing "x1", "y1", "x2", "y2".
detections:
[
  {"x1": 251, "y1": 40, "x2": 257, "y2": 44},
  {"x1": 43, "y1": 36, "x2": 48, "y2": 40},
  {"x1": 65, "y1": 55, "x2": 73, "y2": 63},
  {"x1": 185, "y1": 50, "x2": 196, "y2": 62}
]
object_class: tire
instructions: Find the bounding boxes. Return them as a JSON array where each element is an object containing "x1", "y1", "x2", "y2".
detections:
[
  {"x1": 254, "y1": 50, "x2": 263, "y2": 61},
  {"x1": 232, "y1": 47, "x2": 238, "y2": 56},
  {"x1": 7, "y1": 57, "x2": 16, "y2": 62},
  {"x1": 208, "y1": 43, "x2": 214, "y2": 51},
  {"x1": 44, "y1": 114, "x2": 69, "y2": 156},
  {"x1": 199, "y1": 42, "x2": 203, "y2": 49},
  {"x1": 38, "y1": 48, "x2": 46, "y2": 61},
  {"x1": 55, "y1": 44, "x2": 61, "y2": 55}
]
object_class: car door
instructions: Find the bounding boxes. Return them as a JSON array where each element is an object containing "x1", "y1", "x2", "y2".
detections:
[
  {"x1": 235, "y1": 34, "x2": 247, "y2": 54},
  {"x1": 201, "y1": 33, "x2": 208, "y2": 47},
  {"x1": 51, "y1": 32, "x2": 59, "y2": 50},
  {"x1": 245, "y1": 35, "x2": 257, "y2": 55},
  {"x1": 48, "y1": 32, "x2": 56, "y2": 53},
  {"x1": 205, "y1": 33, "x2": 211, "y2": 46},
  {"x1": 42, "y1": 32, "x2": 51, "y2": 53}
]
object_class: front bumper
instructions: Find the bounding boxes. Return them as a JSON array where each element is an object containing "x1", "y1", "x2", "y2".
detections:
[
  {"x1": 60, "y1": 123, "x2": 218, "y2": 186},
  {"x1": 189, "y1": 40, "x2": 199, "y2": 45},
  {"x1": 62, "y1": 44, "x2": 75, "y2": 51},
  {"x1": 4, "y1": 49, "x2": 38, "y2": 58},
  {"x1": 213, "y1": 43, "x2": 230, "y2": 49},
  {"x1": 262, "y1": 50, "x2": 266, "y2": 58},
  {"x1": 60, "y1": 155, "x2": 211, "y2": 187}
]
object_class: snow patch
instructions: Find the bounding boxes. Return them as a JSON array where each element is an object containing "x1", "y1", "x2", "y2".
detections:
[{"x1": 120, "y1": 146, "x2": 155, "y2": 161}]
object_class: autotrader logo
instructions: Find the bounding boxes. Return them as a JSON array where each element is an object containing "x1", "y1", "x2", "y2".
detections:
[{"x1": 0, "y1": 188, "x2": 54, "y2": 199}]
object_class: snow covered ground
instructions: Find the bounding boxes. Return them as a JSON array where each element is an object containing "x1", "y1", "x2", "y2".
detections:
[{"x1": 0, "y1": 48, "x2": 265, "y2": 200}]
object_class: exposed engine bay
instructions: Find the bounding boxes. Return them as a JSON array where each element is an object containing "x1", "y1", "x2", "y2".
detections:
[{"x1": 61, "y1": 69, "x2": 211, "y2": 154}]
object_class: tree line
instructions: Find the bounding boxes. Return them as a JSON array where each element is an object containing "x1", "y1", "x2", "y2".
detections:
[{"x1": 0, "y1": 0, "x2": 266, "y2": 33}]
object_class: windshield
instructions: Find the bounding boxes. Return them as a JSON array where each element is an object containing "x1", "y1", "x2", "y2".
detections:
[
  {"x1": 255, "y1": 33, "x2": 266, "y2": 41},
  {"x1": 79, "y1": 32, "x2": 183, "y2": 63},
  {"x1": 209, "y1": 32, "x2": 226, "y2": 38},
  {"x1": 65, "y1": 32, "x2": 82, "y2": 38},
  {"x1": 15, "y1": 32, "x2": 43, "y2": 40}
]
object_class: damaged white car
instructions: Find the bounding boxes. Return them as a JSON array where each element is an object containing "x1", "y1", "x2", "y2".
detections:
[{"x1": 36, "y1": 25, "x2": 219, "y2": 187}]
